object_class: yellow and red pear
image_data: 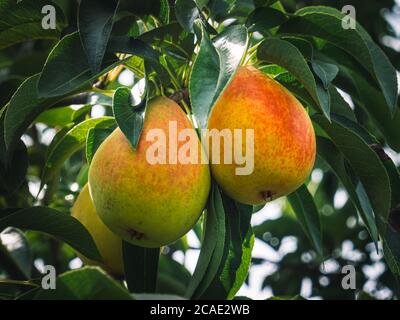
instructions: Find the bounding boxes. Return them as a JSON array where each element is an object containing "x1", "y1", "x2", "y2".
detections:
[
  {"x1": 71, "y1": 184, "x2": 123, "y2": 276},
  {"x1": 207, "y1": 66, "x2": 316, "y2": 205},
  {"x1": 89, "y1": 96, "x2": 210, "y2": 248}
]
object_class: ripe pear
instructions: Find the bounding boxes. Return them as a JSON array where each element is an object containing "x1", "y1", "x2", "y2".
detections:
[
  {"x1": 207, "y1": 66, "x2": 316, "y2": 205},
  {"x1": 71, "y1": 184, "x2": 123, "y2": 276},
  {"x1": 89, "y1": 96, "x2": 210, "y2": 248}
]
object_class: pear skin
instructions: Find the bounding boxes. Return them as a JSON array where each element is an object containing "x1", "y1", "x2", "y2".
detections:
[
  {"x1": 71, "y1": 184, "x2": 123, "y2": 276},
  {"x1": 207, "y1": 66, "x2": 316, "y2": 205},
  {"x1": 89, "y1": 97, "x2": 211, "y2": 247}
]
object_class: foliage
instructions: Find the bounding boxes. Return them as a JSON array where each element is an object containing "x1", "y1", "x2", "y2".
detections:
[{"x1": 0, "y1": 0, "x2": 399, "y2": 300}]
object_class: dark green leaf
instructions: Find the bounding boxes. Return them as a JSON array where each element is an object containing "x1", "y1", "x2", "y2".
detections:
[
  {"x1": 246, "y1": 7, "x2": 288, "y2": 32},
  {"x1": 41, "y1": 117, "x2": 115, "y2": 189},
  {"x1": 313, "y1": 114, "x2": 391, "y2": 228},
  {"x1": 34, "y1": 267, "x2": 132, "y2": 299},
  {"x1": 0, "y1": 139, "x2": 28, "y2": 195},
  {"x1": 257, "y1": 38, "x2": 330, "y2": 120},
  {"x1": 0, "y1": 227, "x2": 31, "y2": 279},
  {"x1": 279, "y1": 6, "x2": 398, "y2": 115},
  {"x1": 0, "y1": 0, "x2": 66, "y2": 49},
  {"x1": 200, "y1": 195, "x2": 254, "y2": 299},
  {"x1": 175, "y1": 0, "x2": 200, "y2": 32},
  {"x1": 311, "y1": 60, "x2": 339, "y2": 89},
  {"x1": 78, "y1": 0, "x2": 119, "y2": 73},
  {"x1": 186, "y1": 184, "x2": 225, "y2": 298},
  {"x1": 190, "y1": 24, "x2": 248, "y2": 128},
  {"x1": 113, "y1": 86, "x2": 147, "y2": 150},
  {"x1": 123, "y1": 242, "x2": 160, "y2": 293},
  {"x1": 38, "y1": 32, "x2": 119, "y2": 98},
  {"x1": 86, "y1": 127, "x2": 114, "y2": 165},
  {"x1": 287, "y1": 185, "x2": 323, "y2": 256},
  {"x1": 0, "y1": 207, "x2": 101, "y2": 261},
  {"x1": 4, "y1": 74, "x2": 61, "y2": 150},
  {"x1": 316, "y1": 136, "x2": 379, "y2": 245}
]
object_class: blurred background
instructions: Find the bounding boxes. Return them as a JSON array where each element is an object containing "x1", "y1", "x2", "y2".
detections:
[{"x1": 1, "y1": 0, "x2": 399, "y2": 300}]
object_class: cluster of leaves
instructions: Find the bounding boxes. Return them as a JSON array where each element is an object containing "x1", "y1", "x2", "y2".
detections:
[{"x1": 0, "y1": 0, "x2": 399, "y2": 299}]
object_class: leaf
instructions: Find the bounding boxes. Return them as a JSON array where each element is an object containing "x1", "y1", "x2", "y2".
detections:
[
  {"x1": 41, "y1": 117, "x2": 115, "y2": 189},
  {"x1": 189, "y1": 24, "x2": 248, "y2": 128},
  {"x1": 38, "y1": 32, "x2": 158, "y2": 98},
  {"x1": 0, "y1": 0, "x2": 66, "y2": 50},
  {"x1": 78, "y1": 0, "x2": 119, "y2": 74},
  {"x1": 86, "y1": 127, "x2": 114, "y2": 165},
  {"x1": 4, "y1": 74, "x2": 61, "y2": 150},
  {"x1": 34, "y1": 267, "x2": 132, "y2": 299},
  {"x1": 257, "y1": 38, "x2": 330, "y2": 120},
  {"x1": 279, "y1": 6, "x2": 398, "y2": 116},
  {"x1": 313, "y1": 114, "x2": 391, "y2": 227},
  {"x1": 35, "y1": 106, "x2": 75, "y2": 127},
  {"x1": 175, "y1": 0, "x2": 200, "y2": 32},
  {"x1": 0, "y1": 139, "x2": 28, "y2": 195},
  {"x1": 186, "y1": 184, "x2": 225, "y2": 298},
  {"x1": 0, "y1": 227, "x2": 31, "y2": 279},
  {"x1": 159, "y1": 0, "x2": 170, "y2": 24},
  {"x1": 37, "y1": 32, "x2": 119, "y2": 98},
  {"x1": 287, "y1": 185, "x2": 323, "y2": 256},
  {"x1": 157, "y1": 255, "x2": 191, "y2": 296},
  {"x1": 200, "y1": 194, "x2": 254, "y2": 299},
  {"x1": 0, "y1": 207, "x2": 101, "y2": 261},
  {"x1": 107, "y1": 36, "x2": 160, "y2": 63},
  {"x1": 122, "y1": 242, "x2": 160, "y2": 293},
  {"x1": 316, "y1": 136, "x2": 379, "y2": 245},
  {"x1": 113, "y1": 86, "x2": 147, "y2": 150},
  {"x1": 311, "y1": 60, "x2": 339, "y2": 89},
  {"x1": 246, "y1": 7, "x2": 288, "y2": 32}
]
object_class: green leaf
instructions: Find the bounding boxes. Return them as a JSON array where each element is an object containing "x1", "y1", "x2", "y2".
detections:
[
  {"x1": 113, "y1": 86, "x2": 147, "y2": 150},
  {"x1": 257, "y1": 38, "x2": 330, "y2": 120},
  {"x1": 313, "y1": 114, "x2": 391, "y2": 228},
  {"x1": 159, "y1": 0, "x2": 170, "y2": 24},
  {"x1": 122, "y1": 242, "x2": 160, "y2": 293},
  {"x1": 287, "y1": 185, "x2": 323, "y2": 256},
  {"x1": 41, "y1": 117, "x2": 115, "y2": 189},
  {"x1": 37, "y1": 32, "x2": 119, "y2": 98},
  {"x1": 0, "y1": 0, "x2": 66, "y2": 50},
  {"x1": 200, "y1": 194, "x2": 254, "y2": 299},
  {"x1": 189, "y1": 23, "x2": 248, "y2": 128},
  {"x1": 186, "y1": 184, "x2": 225, "y2": 298},
  {"x1": 311, "y1": 60, "x2": 339, "y2": 89},
  {"x1": 107, "y1": 36, "x2": 160, "y2": 63},
  {"x1": 86, "y1": 127, "x2": 114, "y2": 165},
  {"x1": 78, "y1": 0, "x2": 119, "y2": 74},
  {"x1": 157, "y1": 255, "x2": 191, "y2": 296},
  {"x1": 318, "y1": 45, "x2": 400, "y2": 151},
  {"x1": 0, "y1": 139, "x2": 28, "y2": 195},
  {"x1": 35, "y1": 106, "x2": 75, "y2": 127},
  {"x1": 279, "y1": 6, "x2": 398, "y2": 115},
  {"x1": 0, "y1": 207, "x2": 101, "y2": 261},
  {"x1": 175, "y1": 0, "x2": 200, "y2": 32},
  {"x1": 246, "y1": 7, "x2": 288, "y2": 32},
  {"x1": 0, "y1": 227, "x2": 31, "y2": 279},
  {"x1": 4, "y1": 74, "x2": 61, "y2": 150},
  {"x1": 34, "y1": 267, "x2": 132, "y2": 299},
  {"x1": 316, "y1": 136, "x2": 379, "y2": 245}
]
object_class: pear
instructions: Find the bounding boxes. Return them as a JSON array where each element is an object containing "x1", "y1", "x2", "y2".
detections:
[
  {"x1": 207, "y1": 66, "x2": 316, "y2": 205},
  {"x1": 71, "y1": 184, "x2": 123, "y2": 276},
  {"x1": 89, "y1": 97, "x2": 210, "y2": 247}
]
